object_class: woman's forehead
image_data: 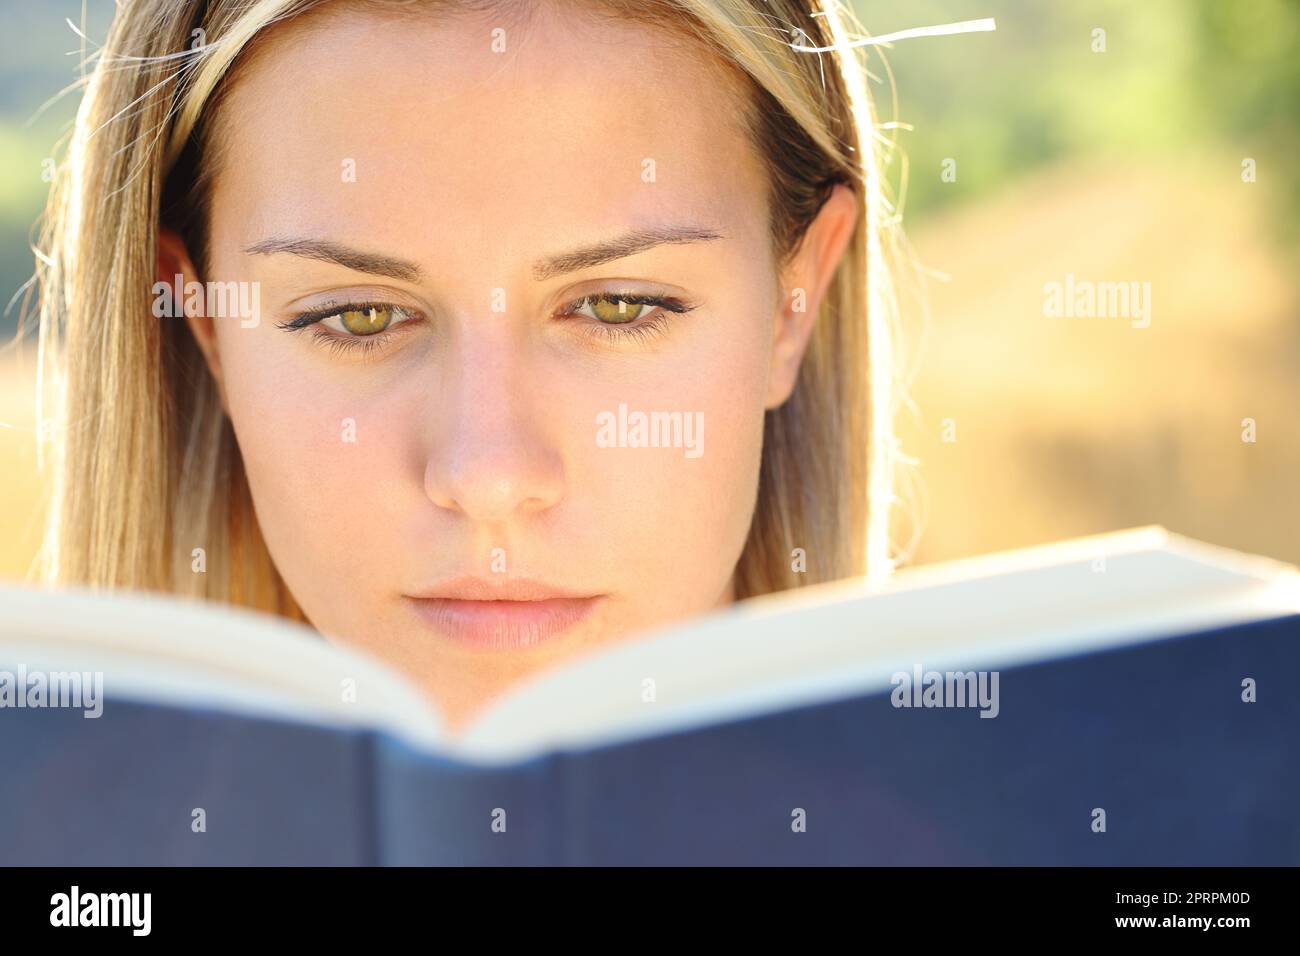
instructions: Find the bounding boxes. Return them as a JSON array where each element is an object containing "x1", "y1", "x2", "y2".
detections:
[{"x1": 205, "y1": 1, "x2": 767, "y2": 255}]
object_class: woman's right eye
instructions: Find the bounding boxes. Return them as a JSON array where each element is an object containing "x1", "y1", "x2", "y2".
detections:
[
  {"x1": 279, "y1": 302, "x2": 420, "y2": 336},
  {"x1": 579, "y1": 296, "x2": 652, "y2": 324},
  {"x1": 324, "y1": 305, "x2": 400, "y2": 336},
  {"x1": 276, "y1": 301, "x2": 427, "y2": 356}
]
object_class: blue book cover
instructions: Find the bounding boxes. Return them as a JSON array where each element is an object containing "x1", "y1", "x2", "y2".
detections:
[{"x1": 1, "y1": 527, "x2": 1297, "y2": 865}]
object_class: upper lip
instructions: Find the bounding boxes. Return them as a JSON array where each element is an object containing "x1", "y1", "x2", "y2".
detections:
[{"x1": 405, "y1": 575, "x2": 599, "y2": 602}]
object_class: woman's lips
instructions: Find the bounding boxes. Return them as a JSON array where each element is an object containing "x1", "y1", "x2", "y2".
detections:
[{"x1": 404, "y1": 578, "x2": 603, "y2": 649}]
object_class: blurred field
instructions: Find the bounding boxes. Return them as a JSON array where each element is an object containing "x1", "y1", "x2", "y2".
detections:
[{"x1": 900, "y1": 157, "x2": 1300, "y2": 566}]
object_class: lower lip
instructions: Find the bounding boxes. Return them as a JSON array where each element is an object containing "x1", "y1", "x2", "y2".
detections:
[{"x1": 405, "y1": 596, "x2": 602, "y2": 649}]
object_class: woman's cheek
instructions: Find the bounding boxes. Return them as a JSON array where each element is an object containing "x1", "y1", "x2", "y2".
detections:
[
  {"x1": 219, "y1": 346, "x2": 404, "y2": 612},
  {"x1": 576, "y1": 351, "x2": 767, "y2": 611}
]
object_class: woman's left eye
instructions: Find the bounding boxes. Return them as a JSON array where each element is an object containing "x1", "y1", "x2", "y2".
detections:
[{"x1": 564, "y1": 293, "x2": 692, "y2": 327}]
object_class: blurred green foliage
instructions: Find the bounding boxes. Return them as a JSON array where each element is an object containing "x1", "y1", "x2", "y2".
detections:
[{"x1": 856, "y1": 0, "x2": 1300, "y2": 234}]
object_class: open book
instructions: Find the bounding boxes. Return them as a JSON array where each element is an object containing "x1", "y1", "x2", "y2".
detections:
[{"x1": 2, "y1": 526, "x2": 1298, "y2": 865}]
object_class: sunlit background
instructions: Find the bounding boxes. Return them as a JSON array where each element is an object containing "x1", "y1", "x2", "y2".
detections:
[{"x1": 2, "y1": 0, "x2": 1297, "y2": 581}]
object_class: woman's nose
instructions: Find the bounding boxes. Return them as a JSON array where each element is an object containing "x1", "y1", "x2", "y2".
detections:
[{"x1": 421, "y1": 337, "x2": 566, "y2": 522}]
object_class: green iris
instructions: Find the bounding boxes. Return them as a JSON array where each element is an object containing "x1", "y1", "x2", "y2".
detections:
[
  {"x1": 591, "y1": 298, "x2": 645, "y2": 324},
  {"x1": 339, "y1": 306, "x2": 392, "y2": 335}
]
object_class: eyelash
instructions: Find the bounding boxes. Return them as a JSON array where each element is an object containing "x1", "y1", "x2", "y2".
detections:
[
  {"x1": 276, "y1": 291, "x2": 694, "y2": 354},
  {"x1": 275, "y1": 301, "x2": 420, "y2": 358},
  {"x1": 561, "y1": 292, "x2": 694, "y2": 346}
]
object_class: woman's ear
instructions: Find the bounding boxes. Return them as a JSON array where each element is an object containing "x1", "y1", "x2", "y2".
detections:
[
  {"x1": 765, "y1": 182, "x2": 859, "y2": 409},
  {"x1": 158, "y1": 227, "x2": 228, "y2": 410}
]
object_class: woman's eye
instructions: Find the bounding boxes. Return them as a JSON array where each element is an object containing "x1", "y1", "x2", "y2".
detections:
[
  {"x1": 326, "y1": 305, "x2": 397, "y2": 336},
  {"x1": 585, "y1": 297, "x2": 648, "y2": 324},
  {"x1": 277, "y1": 302, "x2": 424, "y2": 353},
  {"x1": 558, "y1": 292, "x2": 695, "y2": 345}
]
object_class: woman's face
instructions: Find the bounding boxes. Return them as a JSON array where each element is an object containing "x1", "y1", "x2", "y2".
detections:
[{"x1": 178, "y1": 3, "x2": 855, "y2": 729}]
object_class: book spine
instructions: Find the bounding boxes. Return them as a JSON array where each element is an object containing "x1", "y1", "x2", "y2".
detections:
[{"x1": 374, "y1": 735, "x2": 563, "y2": 865}]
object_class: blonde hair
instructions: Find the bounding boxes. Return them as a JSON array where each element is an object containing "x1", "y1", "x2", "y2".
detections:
[{"x1": 35, "y1": 0, "x2": 913, "y2": 615}]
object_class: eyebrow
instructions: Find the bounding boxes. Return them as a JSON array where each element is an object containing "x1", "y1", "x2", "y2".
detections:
[
  {"x1": 531, "y1": 225, "x2": 725, "y2": 281},
  {"x1": 243, "y1": 237, "x2": 422, "y2": 283},
  {"x1": 243, "y1": 224, "x2": 726, "y2": 285}
]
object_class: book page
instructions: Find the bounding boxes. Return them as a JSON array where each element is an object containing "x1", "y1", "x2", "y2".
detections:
[{"x1": 0, "y1": 584, "x2": 445, "y2": 748}]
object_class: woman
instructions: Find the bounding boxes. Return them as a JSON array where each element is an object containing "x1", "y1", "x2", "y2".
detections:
[{"x1": 36, "y1": 0, "x2": 911, "y2": 729}]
